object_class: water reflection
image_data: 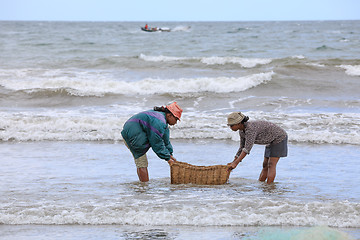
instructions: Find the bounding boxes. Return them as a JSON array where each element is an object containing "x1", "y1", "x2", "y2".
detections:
[
  {"x1": 122, "y1": 228, "x2": 176, "y2": 240},
  {"x1": 122, "y1": 177, "x2": 298, "y2": 202},
  {"x1": 259, "y1": 182, "x2": 278, "y2": 193}
]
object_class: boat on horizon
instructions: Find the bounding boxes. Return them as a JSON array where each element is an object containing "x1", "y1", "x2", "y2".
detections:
[{"x1": 141, "y1": 24, "x2": 171, "y2": 32}]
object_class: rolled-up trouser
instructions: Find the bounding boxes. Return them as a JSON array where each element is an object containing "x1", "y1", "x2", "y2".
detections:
[{"x1": 124, "y1": 142, "x2": 148, "y2": 168}]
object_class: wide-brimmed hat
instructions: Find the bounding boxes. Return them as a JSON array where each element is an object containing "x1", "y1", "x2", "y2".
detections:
[
  {"x1": 227, "y1": 112, "x2": 245, "y2": 126},
  {"x1": 166, "y1": 102, "x2": 183, "y2": 120}
]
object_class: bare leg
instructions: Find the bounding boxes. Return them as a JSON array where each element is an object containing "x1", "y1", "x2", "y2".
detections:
[
  {"x1": 137, "y1": 167, "x2": 149, "y2": 182},
  {"x1": 259, "y1": 157, "x2": 269, "y2": 182},
  {"x1": 266, "y1": 157, "x2": 280, "y2": 184}
]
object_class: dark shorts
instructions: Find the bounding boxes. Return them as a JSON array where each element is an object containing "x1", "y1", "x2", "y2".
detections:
[{"x1": 264, "y1": 136, "x2": 288, "y2": 158}]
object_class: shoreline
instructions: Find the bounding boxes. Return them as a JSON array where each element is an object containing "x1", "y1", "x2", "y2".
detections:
[{"x1": 0, "y1": 225, "x2": 359, "y2": 240}]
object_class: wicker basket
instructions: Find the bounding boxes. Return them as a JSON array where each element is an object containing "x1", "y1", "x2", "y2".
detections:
[{"x1": 170, "y1": 161, "x2": 230, "y2": 185}]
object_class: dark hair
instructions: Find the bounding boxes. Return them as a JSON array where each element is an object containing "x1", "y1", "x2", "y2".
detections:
[
  {"x1": 241, "y1": 116, "x2": 249, "y2": 123},
  {"x1": 154, "y1": 106, "x2": 171, "y2": 114}
]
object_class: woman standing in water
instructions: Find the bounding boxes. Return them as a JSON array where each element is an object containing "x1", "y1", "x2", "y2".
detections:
[
  {"x1": 227, "y1": 112, "x2": 288, "y2": 184},
  {"x1": 121, "y1": 102, "x2": 182, "y2": 182}
]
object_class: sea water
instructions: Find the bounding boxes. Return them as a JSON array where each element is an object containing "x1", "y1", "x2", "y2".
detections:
[{"x1": 0, "y1": 21, "x2": 359, "y2": 239}]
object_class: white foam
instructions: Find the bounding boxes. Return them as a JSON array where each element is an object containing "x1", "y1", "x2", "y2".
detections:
[
  {"x1": 174, "y1": 111, "x2": 360, "y2": 145},
  {"x1": 291, "y1": 55, "x2": 305, "y2": 59},
  {"x1": 0, "y1": 68, "x2": 115, "y2": 97},
  {"x1": 139, "y1": 53, "x2": 187, "y2": 62},
  {"x1": 339, "y1": 65, "x2": 360, "y2": 76},
  {"x1": 0, "y1": 70, "x2": 274, "y2": 96},
  {"x1": 306, "y1": 62, "x2": 325, "y2": 68},
  {"x1": 228, "y1": 96, "x2": 257, "y2": 109},
  {"x1": 200, "y1": 56, "x2": 272, "y2": 68},
  {"x1": 1, "y1": 110, "x2": 359, "y2": 144},
  {"x1": 139, "y1": 54, "x2": 272, "y2": 68},
  {"x1": 171, "y1": 25, "x2": 191, "y2": 32},
  {"x1": 0, "y1": 197, "x2": 359, "y2": 227}
]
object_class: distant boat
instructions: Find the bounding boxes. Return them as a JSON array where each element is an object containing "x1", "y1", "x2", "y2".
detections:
[{"x1": 141, "y1": 26, "x2": 171, "y2": 32}]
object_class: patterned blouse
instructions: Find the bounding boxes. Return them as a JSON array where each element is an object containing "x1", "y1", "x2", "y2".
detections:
[{"x1": 236, "y1": 120, "x2": 287, "y2": 156}]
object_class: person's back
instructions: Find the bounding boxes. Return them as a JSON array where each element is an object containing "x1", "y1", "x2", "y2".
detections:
[
  {"x1": 240, "y1": 120, "x2": 287, "y2": 147},
  {"x1": 122, "y1": 110, "x2": 168, "y2": 159},
  {"x1": 121, "y1": 102, "x2": 183, "y2": 182}
]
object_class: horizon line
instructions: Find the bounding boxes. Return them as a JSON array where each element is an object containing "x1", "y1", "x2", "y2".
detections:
[{"x1": 1, "y1": 19, "x2": 359, "y2": 22}]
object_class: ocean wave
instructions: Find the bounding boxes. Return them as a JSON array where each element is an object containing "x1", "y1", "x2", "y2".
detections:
[
  {"x1": 0, "y1": 197, "x2": 359, "y2": 227},
  {"x1": 0, "y1": 112, "x2": 126, "y2": 141},
  {"x1": 339, "y1": 64, "x2": 360, "y2": 76},
  {"x1": 315, "y1": 45, "x2": 337, "y2": 51},
  {"x1": 1, "y1": 111, "x2": 359, "y2": 145},
  {"x1": 171, "y1": 25, "x2": 191, "y2": 32},
  {"x1": 174, "y1": 111, "x2": 360, "y2": 145},
  {"x1": 139, "y1": 54, "x2": 188, "y2": 62},
  {"x1": 200, "y1": 56, "x2": 272, "y2": 68},
  {"x1": 139, "y1": 54, "x2": 272, "y2": 68},
  {"x1": 0, "y1": 71, "x2": 274, "y2": 96}
]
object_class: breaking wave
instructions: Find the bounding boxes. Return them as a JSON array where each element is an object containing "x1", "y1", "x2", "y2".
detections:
[
  {"x1": 1, "y1": 111, "x2": 359, "y2": 144},
  {"x1": 139, "y1": 54, "x2": 272, "y2": 68},
  {"x1": 339, "y1": 64, "x2": 360, "y2": 76},
  {"x1": 0, "y1": 71, "x2": 274, "y2": 97},
  {"x1": 0, "y1": 193, "x2": 359, "y2": 227}
]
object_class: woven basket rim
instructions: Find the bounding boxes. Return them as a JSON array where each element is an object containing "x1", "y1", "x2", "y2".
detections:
[
  {"x1": 170, "y1": 161, "x2": 230, "y2": 185},
  {"x1": 171, "y1": 161, "x2": 228, "y2": 169}
]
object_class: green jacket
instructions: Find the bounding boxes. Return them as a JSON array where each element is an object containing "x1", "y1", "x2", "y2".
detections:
[{"x1": 121, "y1": 110, "x2": 173, "y2": 160}]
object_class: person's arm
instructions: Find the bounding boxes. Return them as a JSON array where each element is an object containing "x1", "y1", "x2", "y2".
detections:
[
  {"x1": 235, "y1": 135, "x2": 245, "y2": 158},
  {"x1": 228, "y1": 151, "x2": 247, "y2": 171},
  {"x1": 163, "y1": 128, "x2": 176, "y2": 164},
  {"x1": 242, "y1": 130, "x2": 256, "y2": 155},
  {"x1": 145, "y1": 120, "x2": 172, "y2": 160},
  {"x1": 163, "y1": 127, "x2": 173, "y2": 155},
  {"x1": 148, "y1": 131, "x2": 172, "y2": 160}
]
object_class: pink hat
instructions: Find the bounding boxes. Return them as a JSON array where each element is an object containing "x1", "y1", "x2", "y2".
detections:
[{"x1": 166, "y1": 102, "x2": 183, "y2": 120}]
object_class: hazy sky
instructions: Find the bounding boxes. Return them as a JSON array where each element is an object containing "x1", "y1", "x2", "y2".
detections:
[{"x1": 1, "y1": 0, "x2": 359, "y2": 21}]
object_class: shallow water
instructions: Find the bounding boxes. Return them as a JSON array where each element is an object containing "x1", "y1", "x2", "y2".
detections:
[{"x1": 1, "y1": 141, "x2": 359, "y2": 229}]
